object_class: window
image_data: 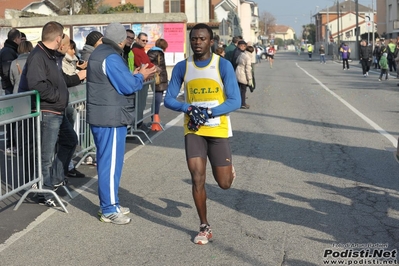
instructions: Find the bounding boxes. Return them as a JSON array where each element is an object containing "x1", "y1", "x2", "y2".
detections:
[{"x1": 164, "y1": 0, "x2": 185, "y2": 13}]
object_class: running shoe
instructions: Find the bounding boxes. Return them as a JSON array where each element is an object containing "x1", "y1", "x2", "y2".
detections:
[
  {"x1": 100, "y1": 212, "x2": 131, "y2": 225},
  {"x1": 97, "y1": 206, "x2": 130, "y2": 217},
  {"x1": 39, "y1": 198, "x2": 57, "y2": 207},
  {"x1": 194, "y1": 224, "x2": 213, "y2": 245}
]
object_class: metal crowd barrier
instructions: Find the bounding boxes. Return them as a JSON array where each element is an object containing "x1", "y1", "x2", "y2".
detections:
[
  {"x1": 2, "y1": 79, "x2": 160, "y2": 211},
  {"x1": 0, "y1": 91, "x2": 68, "y2": 212},
  {"x1": 71, "y1": 80, "x2": 161, "y2": 166},
  {"x1": 126, "y1": 79, "x2": 164, "y2": 145},
  {"x1": 68, "y1": 84, "x2": 96, "y2": 168}
]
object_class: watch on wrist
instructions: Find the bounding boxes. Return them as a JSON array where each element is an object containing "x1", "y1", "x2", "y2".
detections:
[{"x1": 207, "y1": 108, "x2": 213, "y2": 118}]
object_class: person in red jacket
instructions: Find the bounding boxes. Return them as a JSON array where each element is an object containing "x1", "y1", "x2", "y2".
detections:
[{"x1": 132, "y1": 32, "x2": 155, "y2": 127}]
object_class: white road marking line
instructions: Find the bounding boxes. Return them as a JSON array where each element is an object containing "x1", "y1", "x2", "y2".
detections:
[{"x1": 296, "y1": 62, "x2": 397, "y2": 148}]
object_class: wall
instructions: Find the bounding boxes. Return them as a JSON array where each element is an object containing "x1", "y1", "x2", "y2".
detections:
[
  {"x1": 377, "y1": 0, "x2": 387, "y2": 36},
  {"x1": 240, "y1": 1, "x2": 251, "y2": 42},
  {"x1": 0, "y1": 12, "x2": 187, "y2": 72},
  {"x1": 145, "y1": 0, "x2": 209, "y2": 23}
]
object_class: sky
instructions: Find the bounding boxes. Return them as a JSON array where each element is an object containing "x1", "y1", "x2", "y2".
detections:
[{"x1": 256, "y1": 0, "x2": 375, "y2": 36}]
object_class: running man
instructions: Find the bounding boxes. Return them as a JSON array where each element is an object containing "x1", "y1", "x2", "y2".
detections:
[
  {"x1": 267, "y1": 44, "x2": 276, "y2": 68},
  {"x1": 164, "y1": 23, "x2": 241, "y2": 245}
]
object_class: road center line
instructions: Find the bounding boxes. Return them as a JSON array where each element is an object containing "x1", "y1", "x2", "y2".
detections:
[{"x1": 296, "y1": 63, "x2": 397, "y2": 148}]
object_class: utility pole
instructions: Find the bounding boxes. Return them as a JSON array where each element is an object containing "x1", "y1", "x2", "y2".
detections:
[
  {"x1": 337, "y1": 0, "x2": 340, "y2": 45},
  {"x1": 355, "y1": 0, "x2": 359, "y2": 59},
  {"x1": 372, "y1": 0, "x2": 375, "y2": 52}
]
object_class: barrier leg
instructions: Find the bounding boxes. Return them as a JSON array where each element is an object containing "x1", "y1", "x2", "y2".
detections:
[{"x1": 14, "y1": 188, "x2": 69, "y2": 213}]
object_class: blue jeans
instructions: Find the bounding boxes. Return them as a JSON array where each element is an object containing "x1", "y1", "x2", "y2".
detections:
[
  {"x1": 154, "y1": 91, "x2": 163, "y2": 115},
  {"x1": 320, "y1": 54, "x2": 325, "y2": 63},
  {"x1": 4, "y1": 87, "x2": 13, "y2": 147},
  {"x1": 41, "y1": 112, "x2": 77, "y2": 192}
]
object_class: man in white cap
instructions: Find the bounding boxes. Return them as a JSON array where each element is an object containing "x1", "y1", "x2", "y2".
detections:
[{"x1": 86, "y1": 22, "x2": 156, "y2": 225}]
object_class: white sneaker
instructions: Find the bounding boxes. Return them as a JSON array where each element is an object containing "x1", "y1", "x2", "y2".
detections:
[
  {"x1": 366, "y1": 72, "x2": 369, "y2": 76},
  {"x1": 193, "y1": 224, "x2": 213, "y2": 245},
  {"x1": 6, "y1": 147, "x2": 17, "y2": 154},
  {"x1": 100, "y1": 212, "x2": 131, "y2": 225}
]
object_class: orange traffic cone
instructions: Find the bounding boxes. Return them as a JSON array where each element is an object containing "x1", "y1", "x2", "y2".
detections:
[{"x1": 151, "y1": 114, "x2": 162, "y2": 131}]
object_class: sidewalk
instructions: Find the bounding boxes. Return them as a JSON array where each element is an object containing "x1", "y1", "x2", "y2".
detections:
[{"x1": 2, "y1": 115, "x2": 276, "y2": 266}]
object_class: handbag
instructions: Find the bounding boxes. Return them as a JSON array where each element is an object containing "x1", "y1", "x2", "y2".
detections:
[{"x1": 154, "y1": 54, "x2": 161, "y2": 85}]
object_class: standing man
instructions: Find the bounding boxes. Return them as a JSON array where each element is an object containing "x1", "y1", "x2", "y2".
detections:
[
  {"x1": 19, "y1": 21, "x2": 76, "y2": 207},
  {"x1": 0, "y1": 28, "x2": 21, "y2": 153},
  {"x1": 340, "y1": 43, "x2": 351, "y2": 70},
  {"x1": 307, "y1": 44, "x2": 313, "y2": 61},
  {"x1": 372, "y1": 41, "x2": 381, "y2": 69},
  {"x1": 224, "y1": 36, "x2": 239, "y2": 62},
  {"x1": 80, "y1": 31, "x2": 103, "y2": 61},
  {"x1": 319, "y1": 44, "x2": 326, "y2": 64},
  {"x1": 164, "y1": 23, "x2": 241, "y2": 244},
  {"x1": 0, "y1": 28, "x2": 21, "y2": 95},
  {"x1": 230, "y1": 36, "x2": 244, "y2": 70},
  {"x1": 123, "y1": 29, "x2": 135, "y2": 72},
  {"x1": 87, "y1": 23, "x2": 156, "y2": 225},
  {"x1": 132, "y1": 32, "x2": 155, "y2": 127},
  {"x1": 359, "y1": 39, "x2": 372, "y2": 77},
  {"x1": 387, "y1": 39, "x2": 397, "y2": 73}
]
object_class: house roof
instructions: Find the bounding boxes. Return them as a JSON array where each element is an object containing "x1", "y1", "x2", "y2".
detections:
[
  {"x1": 0, "y1": 0, "x2": 34, "y2": 18},
  {"x1": 318, "y1": 0, "x2": 373, "y2": 14},
  {"x1": 273, "y1": 25, "x2": 293, "y2": 34},
  {"x1": 102, "y1": 0, "x2": 143, "y2": 8},
  {"x1": 23, "y1": 0, "x2": 61, "y2": 13},
  {"x1": 211, "y1": 0, "x2": 222, "y2": 6},
  {"x1": 187, "y1": 22, "x2": 220, "y2": 29},
  {"x1": 0, "y1": 0, "x2": 144, "y2": 18}
]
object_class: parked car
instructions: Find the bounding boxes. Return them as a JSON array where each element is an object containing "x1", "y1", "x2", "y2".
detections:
[{"x1": 255, "y1": 45, "x2": 268, "y2": 59}]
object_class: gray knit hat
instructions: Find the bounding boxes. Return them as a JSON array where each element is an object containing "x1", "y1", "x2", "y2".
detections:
[
  {"x1": 85, "y1": 31, "x2": 103, "y2": 46},
  {"x1": 104, "y1": 23, "x2": 127, "y2": 45}
]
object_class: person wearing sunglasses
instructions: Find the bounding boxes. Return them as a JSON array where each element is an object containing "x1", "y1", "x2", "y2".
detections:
[{"x1": 123, "y1": 29, "x2": 135, "y2": 72}]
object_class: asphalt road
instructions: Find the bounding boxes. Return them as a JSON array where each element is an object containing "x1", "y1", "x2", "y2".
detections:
[{"x1": 1, "y1": 52, "x2": 399, "y2": 266}]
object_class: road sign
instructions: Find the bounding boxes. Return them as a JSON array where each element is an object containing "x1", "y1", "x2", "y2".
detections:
[
  {"x1": 365, "y1": 12, "x2": 374, "y2": 32},
  {"x1": 365, "y1": 12, "x2": 374, "y2": 22}
]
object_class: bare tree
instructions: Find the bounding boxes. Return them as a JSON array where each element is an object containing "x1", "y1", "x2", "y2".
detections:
[{"x1": 259, "y1": 11, "x2": 276, "y2": 37}]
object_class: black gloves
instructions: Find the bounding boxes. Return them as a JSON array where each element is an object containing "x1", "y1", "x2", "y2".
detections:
[{"x1": 186, "y1": 105, "x2": 207, "y2": 131}]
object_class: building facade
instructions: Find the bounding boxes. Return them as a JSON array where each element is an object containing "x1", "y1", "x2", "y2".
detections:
[
  {"x1": 380, "y1": 0, "x2": 399, "y2": 39},
  {"x1": 314, "y1": 0, "x2": 376, "y2": 44}
]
